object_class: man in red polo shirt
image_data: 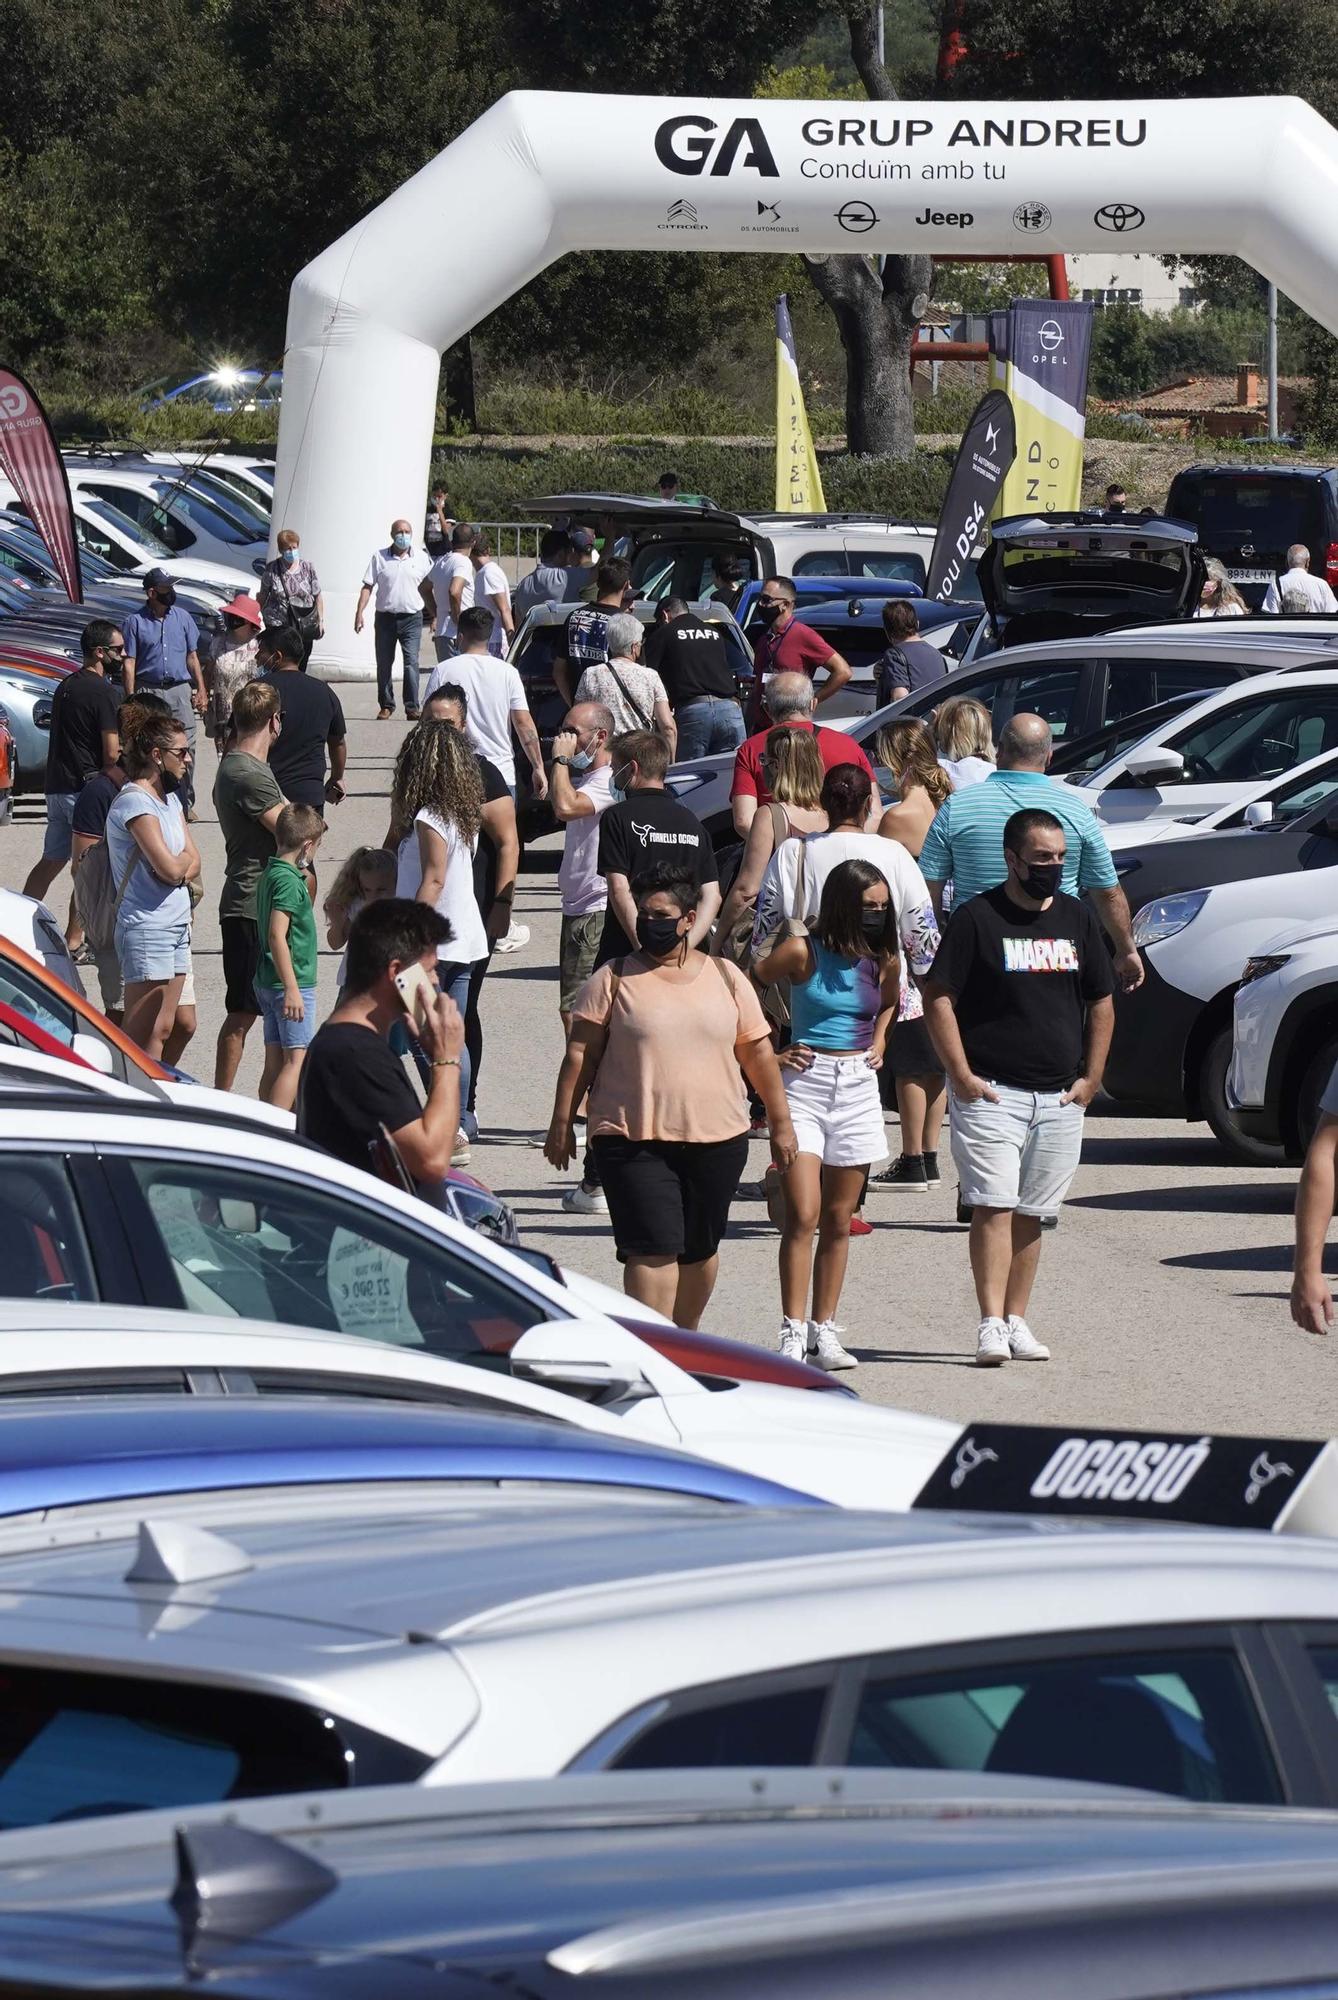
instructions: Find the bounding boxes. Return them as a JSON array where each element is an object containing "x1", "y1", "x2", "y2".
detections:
[
  {"x1": 731, "y1": 671, "x2": 876, "y2": 836},
  {"x1": 745, "y1": 575, "x2": 852, "y2": 732}
]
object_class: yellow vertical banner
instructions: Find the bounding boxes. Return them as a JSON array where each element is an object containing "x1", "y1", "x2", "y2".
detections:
[
  {"x1": 990, "y1": 299, "x2": 1094, "y2": 519},
  {"x1": 775, "y1": 295, "x2": 826, "y2": 513}
]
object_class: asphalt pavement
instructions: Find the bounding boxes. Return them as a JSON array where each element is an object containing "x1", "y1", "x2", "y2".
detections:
[{"x1": 11, "y1": 678, "x2": 1338, "y2": 1438}]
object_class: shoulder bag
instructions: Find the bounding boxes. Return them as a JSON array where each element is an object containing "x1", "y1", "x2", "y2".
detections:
[{"x1": 601, "y1": 656, "x2": 655, "y2": 734}]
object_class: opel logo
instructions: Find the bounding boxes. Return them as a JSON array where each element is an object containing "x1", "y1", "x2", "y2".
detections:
[
  {"x1": 1095, "y1": 203, "x2": 1145, "y2": 233},
  {"x1": 1038, "y1": 320, "x2": 1064, "y2": 352},
  {"x1": 836, "y1": 201, "x2": 878, "y2": 234}
]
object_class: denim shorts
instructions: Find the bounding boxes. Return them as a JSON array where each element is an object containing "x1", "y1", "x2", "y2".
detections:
[
  {"x1": 42, "y1": 790, "x2": 79, "y2": 863},
  {"x1": 949, "y1": 1082, "x2": 1085, "y2": 1215},
  {"x1": 256, "y1": 983, "x2": 318, "y2": 1049},
  {"x1": 116, "y1": 920, "x2": 191, "y2": 984}
]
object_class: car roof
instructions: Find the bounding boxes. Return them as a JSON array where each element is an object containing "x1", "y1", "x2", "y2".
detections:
[
  {"x1": 5, "y1": 1769, "x2": 1337, "y2": 1990},
  {"x1": 517, "y1": 494, "x2": 934, "y2": 533},
  {"x1": 0, "y1": 1394, "x2": 809, "y2": 1520},
  {"x1": 991, "y1": 511, "x2": 1200, "y2": 550},
  {"x1": 1169, "y1": 462, "x2": 1338, "y2": 482}
]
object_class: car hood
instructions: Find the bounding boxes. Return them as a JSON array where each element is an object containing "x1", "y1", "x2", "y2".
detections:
[
  {"x1": 981, "y1": 513, "x2": 1205, "y2": 646},
  {"x1": 1251, "y1": 913, "x2": 1338, "y2": 956}
]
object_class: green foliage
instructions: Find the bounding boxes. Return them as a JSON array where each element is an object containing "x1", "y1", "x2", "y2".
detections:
[
  {"x1": 755, "y1": 62, "x2": 863, "y2": 101},
  {"x1": 1297, "y1": 326, "x2": 1338, "y2": 448},
  {"x1": 428, "y1": 441, "x2": 952, "y2": 520},
  {"x1": 1089, "y1": 304, "x2": 1307, "y2": 401}
]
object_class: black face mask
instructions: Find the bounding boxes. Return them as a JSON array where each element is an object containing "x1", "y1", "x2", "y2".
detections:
[
  {"x1": 159, "y1": 767, "x2": 182, "y2": 797},
  {"x1": 860, "y1": 909, "x2": 888, "y2": 942},
  {"x1": 636, "y1": 913, "x2": 684, "y2": 958},
  {"x1": 756, "y1": 600, "x2": 785, "y2": 625},
  {"x1": 1018, "y1": 860, "x2": 1063, "y2": 900},
  {"x1": 154, "y1": 589, "x2": 176, "y2": 610}
]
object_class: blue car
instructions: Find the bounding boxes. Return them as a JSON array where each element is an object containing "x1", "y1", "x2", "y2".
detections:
[
  {"x1": 732, "y1": 573, "x2": 925, "y2": 631},
  {"x1": 0, "y1": 1397, "x2": 820, "y2": 1518}
]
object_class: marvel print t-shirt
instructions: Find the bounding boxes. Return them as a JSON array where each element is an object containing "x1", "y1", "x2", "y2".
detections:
[
  {"x1": 927, "y1": 883, "x2": 1114, "y2": 1092},
  {"x1": 594, "y1": 789, "x2": 719, "y2": 965}
]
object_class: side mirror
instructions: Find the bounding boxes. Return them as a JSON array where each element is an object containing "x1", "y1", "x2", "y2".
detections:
[
  {"x1": 510, "y1": 1320, "x2": 657, "y2": 1404},
  {"x1": 71, "y1": 1032, "x2": 115, "y2": 1076},
  {"x1": 1243, "y1": 800, "x2": 1274, "y2": 828},
  {"x1": 1124, "y1": 745, "x2": 1186, "y2": 786}
]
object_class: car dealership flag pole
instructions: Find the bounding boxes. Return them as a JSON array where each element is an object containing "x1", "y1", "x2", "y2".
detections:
[
  {"x1": 0, "y1": 367, "x2": 82, "y2": 604},
  {"x1": 775, "y1": 297, "x2": 826, "y2": 512},
  {"x1": 925, "y1": 389, "x2": 1016, "y2": 601},
  {"x1": 989, "y1": 298, "x2": 1095, "y2": 519}
]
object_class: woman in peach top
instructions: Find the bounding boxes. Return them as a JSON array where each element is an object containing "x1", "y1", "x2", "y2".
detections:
[{"x1": 546, "y1": 859, "x2": 797, "y2": 1327}]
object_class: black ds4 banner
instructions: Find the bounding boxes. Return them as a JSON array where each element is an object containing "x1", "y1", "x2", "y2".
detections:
[{"x1": 925, "y1": 388, "x2": 1015, "y2": 603}]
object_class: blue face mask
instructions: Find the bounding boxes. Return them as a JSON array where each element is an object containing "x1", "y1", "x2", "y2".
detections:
[
  {"x1": 569, "y1": 742, "x2": 598, "y2": 772},
  {"x1": 392, "y1": 531, "x2": 411, "y2": 551},
  {"x1": 281, "y1": 547, "x2": 297, "y2": 565},
  {"x1": 609, "y1": 761, "x2": 632, "y2": 804}
]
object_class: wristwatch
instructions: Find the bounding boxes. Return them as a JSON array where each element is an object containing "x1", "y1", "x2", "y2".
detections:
[{"x1": 551, "y1": 755, "x2": 574, "y2": 769}]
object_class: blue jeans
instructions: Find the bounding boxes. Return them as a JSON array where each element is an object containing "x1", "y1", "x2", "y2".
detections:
[
  {"x1": 374, "y1": 610, "x2": 422, "y2": 713},
  {"x1": 674, "y1": 696, "x2": 745, "y2": 761}
]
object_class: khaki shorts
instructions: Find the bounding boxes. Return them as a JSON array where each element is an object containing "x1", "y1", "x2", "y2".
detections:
[{"x1": 560, "y1": 911, "x2": 605, "y2": 1013}]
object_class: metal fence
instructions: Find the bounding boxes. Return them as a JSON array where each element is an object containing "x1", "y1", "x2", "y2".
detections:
[{"x1": 473, "y1": 519, "x2": 549, "y2": 583}]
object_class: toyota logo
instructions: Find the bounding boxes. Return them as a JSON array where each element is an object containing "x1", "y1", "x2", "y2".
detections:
[
  {"x1": 835, "y1": 201, "x2": 877, "y2": 234},
  {"x1": 1038, "y1": 320, "x2": 1064, "y2": 352},
  {"x1": 1095, "y1": 203, "x2": 1145, "y2": 233}
]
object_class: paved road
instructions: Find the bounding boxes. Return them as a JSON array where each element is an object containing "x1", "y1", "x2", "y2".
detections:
[{"x1": 10, "y1": 680, "x2": 1338, "y2": 1437}]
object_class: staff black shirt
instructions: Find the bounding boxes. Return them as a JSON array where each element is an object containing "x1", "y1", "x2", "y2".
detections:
[
  {"x1": 595, "y1": 787, "x2": 718, "y2": 965},
  {"x1": 928, "y1": 883, "x2": 1114, "y2": 1092},
  {"x1": 645, "y1": 614, "x2": 735, "y2": 708},
  {"x1": 297, "y1": 1021, "x2": 420, "y2": 1172},
  {"x1": 261, "y1": 670, "x2": 347, "y2": 811},
  {"x1": 46, "y1": 670, "x2": 120, "y2": 794}
]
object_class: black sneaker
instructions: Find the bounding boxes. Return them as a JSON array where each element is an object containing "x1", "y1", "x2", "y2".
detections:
[
  {"x1": 872, "y1": 1153, "x2": 928, "y2": 1193},
  {"x1": 923, "y1": 1150, "x2": 941, "y2": 1188}
]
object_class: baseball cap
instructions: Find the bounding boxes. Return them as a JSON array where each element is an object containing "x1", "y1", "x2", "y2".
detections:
[
  {"x1": 569, "y1": 528, "x2": 597, "y2": 552},
  {"x1": 143, "y1": 566, "x2": 174, "y2": 589}
]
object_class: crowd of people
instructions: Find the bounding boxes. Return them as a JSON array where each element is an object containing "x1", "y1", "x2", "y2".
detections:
[{"x1": 22, "y1": 519, "x2": 1151, "y2": 1366}]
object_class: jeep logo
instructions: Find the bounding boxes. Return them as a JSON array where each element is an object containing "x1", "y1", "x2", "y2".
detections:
[
  {"x1": 915, "y1": 209, "x2": 973, "y2": 227},
  {"x1": 654, "y1": 115, "x2": 779, "y2": 178}
]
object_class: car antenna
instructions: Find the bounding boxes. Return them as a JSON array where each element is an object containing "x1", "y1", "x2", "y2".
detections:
[{"x1": 125, "y1": 1519, "x2": 254, "y2": 1586}]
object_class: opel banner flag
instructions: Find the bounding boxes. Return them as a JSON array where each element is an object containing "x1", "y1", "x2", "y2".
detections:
[
  {"x1": 0, "y1": 367, "x2": 82, "y2": 604},
  {"x1": 990, "y1": 298, "x2": 1094, "y2": 520},
  {"x1": 774, "y1": 296, "x2": 826, "y2": 513}
]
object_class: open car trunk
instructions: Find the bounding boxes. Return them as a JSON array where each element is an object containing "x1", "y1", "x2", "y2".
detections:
[
  {"x1": 981, "y1": 513, "x2": 1206, "y2": 649},
  {"x1": 518, "y1": 493, "x2": 765, "y2": 602}
]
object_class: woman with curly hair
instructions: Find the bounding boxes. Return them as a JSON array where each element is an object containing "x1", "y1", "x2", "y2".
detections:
[
  {"x1": 391, "y1": 720, "x2": 488, "y2": 1138},
  {"x1": 876, "y1": 716, "x2": 951, "y2": 857}
]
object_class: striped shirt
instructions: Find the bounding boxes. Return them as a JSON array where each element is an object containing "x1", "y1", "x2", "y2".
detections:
[{"x1": 918, "y1": 768, "x2": 1118, "y2": 906}]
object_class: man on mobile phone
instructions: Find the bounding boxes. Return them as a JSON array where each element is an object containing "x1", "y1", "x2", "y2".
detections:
[{"x1": 298, "y1": 899, "x2": 465, "y2": 1187}]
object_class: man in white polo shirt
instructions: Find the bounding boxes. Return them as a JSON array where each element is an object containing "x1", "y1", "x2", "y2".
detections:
[
  {"x1": 423, "y1": 607, "x2": 546, "y2": 802},
  {"x1": 422, "y1": 523, "x2": 477, "y2": 663},
  {"x1": 1263, "y1": 543, "x2": 1338, "y2": 614},
  {"x1": 354, "y1": 518, "x2": 433, "y2": 720}
]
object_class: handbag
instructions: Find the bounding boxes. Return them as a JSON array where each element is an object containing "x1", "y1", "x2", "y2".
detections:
[
  {"x1": 718, "y1": 803, "x2": 788, "y2": 974},
  {"x1": 602, "y1": 655, "x2": 655, "y2": 733}
]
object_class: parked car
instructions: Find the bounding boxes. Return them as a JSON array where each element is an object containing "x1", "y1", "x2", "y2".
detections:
[
  {"x1": 139, "y1": 449, "x2": 275, "y2": 511},
  {"x1": 140, "y1": 363, "x2": 282, "y2": 413},
  {"x1": 0, "y1": 932, "x2": 174, "y2": 1084},
  {"x1": 0, "y1": 891, "x2": 81, "y2": 996},
  {"x1": 961, "y1": 511, "x2": 1207, "y2": 662},
  {"x1": 1166, "y1": 463, "x2": 1338, "y2": 606},
  {"x1": 1103, "y1": 785, "x2": 1338, "y2": 1156},
  {"x1": 517, "y1": 493, "x2": 943, "y2": 596},
  {"x1": 0, "y1": 661, "x2": 62, "y2": 794},
  {"x1": 0, "y1": 1474, "x2": 1329, "y2": 1812},
  {"x1": 1073, "y1": 668, "x2": 1338, "y2": 829},
  {"x1": 59, "y1": 461, "x2": 267, "y2": 577},
  {"x1": 4, "y1": 492, "x2": 248, "y2": 597},
  {"x1": 669, "y1": 630, "x2": 1306, "y2": 847},
  {"x1": 9, "y1": 1770, "x2": 1338, "y2": 1999},
  {"x1": 1231, "y1": 915, "x2": 1338, "y2": 1158},
  {"x1": 1100, "y1": 740, "x2": 1338, "y2": 854},
  {"x1": 733, "y1": 573, "x2": 925, "y2": 630}
]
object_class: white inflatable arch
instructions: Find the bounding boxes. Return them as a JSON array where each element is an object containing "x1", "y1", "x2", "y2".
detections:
[{"x1": 273, "y1": 91, "x2": 1338, "y2": 676}]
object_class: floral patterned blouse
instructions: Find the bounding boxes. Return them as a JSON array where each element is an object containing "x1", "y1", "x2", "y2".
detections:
[{"x1": 257, "y1": 556, "x2": 321, "y2": 625}]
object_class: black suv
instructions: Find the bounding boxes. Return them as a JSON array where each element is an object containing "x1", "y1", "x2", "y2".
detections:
[{"x1": 1164, "y1": 465, "x2": 1338, "y2": 609}]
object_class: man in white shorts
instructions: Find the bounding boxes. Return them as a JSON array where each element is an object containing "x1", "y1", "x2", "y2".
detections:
[{"x1": 923, "y1": 807, "x2": 1115, "y2": 1368}]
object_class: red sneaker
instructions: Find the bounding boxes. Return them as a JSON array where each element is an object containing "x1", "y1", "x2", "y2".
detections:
[{"x1": 849, "y1": 1214, "x2": 874, "y2": 1237}]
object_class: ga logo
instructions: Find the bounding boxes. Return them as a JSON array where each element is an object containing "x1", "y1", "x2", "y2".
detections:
[
  {"x1": 655, "y1": 115, "x2": 779, "y2": 178},
  {"x1": 0, "y1": 383, "x2": 29, "y2": 421}
]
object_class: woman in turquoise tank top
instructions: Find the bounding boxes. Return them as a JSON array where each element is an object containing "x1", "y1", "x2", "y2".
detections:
[{"x1": 754, "y1": 859, "x2": 901, "y2": 1370}]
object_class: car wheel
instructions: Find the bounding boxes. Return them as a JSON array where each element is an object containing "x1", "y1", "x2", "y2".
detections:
[
  {"x1": 1200, "y1": 1025, "x2": 1287, "y2": 1166},
  {"x1": 1297, "y1": 1038, "x2": 1338, "y2": 1158}
]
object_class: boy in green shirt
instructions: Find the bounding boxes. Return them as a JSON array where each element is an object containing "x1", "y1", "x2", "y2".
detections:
[{"x1": 255, "y1": 802, "x2": 325, "y2": 1110}]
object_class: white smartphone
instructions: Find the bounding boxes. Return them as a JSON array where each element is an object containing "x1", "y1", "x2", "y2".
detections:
[{"x1": 392, "y1": 962, "x2": 438, "y2": 1034}]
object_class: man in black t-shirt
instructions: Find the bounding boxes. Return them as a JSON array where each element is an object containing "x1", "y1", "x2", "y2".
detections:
[
  {"x1": 23, "y1": 619, "x2": 123, "y2": 929},
  {"x1": 257, "y1": 627, "x2": 347, "y2": 813},
  {"x1": 552, "y1": 557, "x2": 632, "y2": 709},
  {"x1": 595, "y1": 729, "x2": 720, "y2": 967},
  {"x1": 298, "y1": 899, "x2": 464, "y2": 1186},
  {"x1": 645, "y1": 597, "x2": 744, "y2": 761},
  {"x1": 925, "y1": 806, "x2": 1115, "y2": 1370}
]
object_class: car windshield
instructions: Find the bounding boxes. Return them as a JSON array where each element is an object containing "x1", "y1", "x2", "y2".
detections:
[
  {"x1": 1051, "y1": 693, "x2": 1208, "y2": 778},
  {"x1": 1172, "y1": 476, "x2": 1323, "y2": 550},
  {"x1": 150, "y1": 479, "x2": 258, "y2": 546},
  {"x1": 1220, "y1": 759, "x2": 1338, "y2": 827},
  {"x1": 182, "y1": 470, "x2": 271, "y2": 534},
  {"x1": 83, "y1": 499, "x2": 174, "y2": 559}
]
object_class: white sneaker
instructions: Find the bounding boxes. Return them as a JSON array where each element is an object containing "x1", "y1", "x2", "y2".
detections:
[
  {"x1": 778, "y1": 1318, "x2": 808, "y2": 1364},
  {"x1": 809, "y1": 1320, "x2": 858, "y2": 1371},
  {"x1": 494, "y1": 921, "x2": 530, "y2": 955},
  {"x1": 975, "y1": 1318, "x2": 1011, "y2": 1367},
  {"x1": 451, "y1": 1137, "x2": 472, "y2": 1167},
  {"x1": 1006, "y1": 1315, "x2": 1051, "y2": 1360},
  {"x1": 562, "y1": 1183, "x2": 608, "y2": 1214}
]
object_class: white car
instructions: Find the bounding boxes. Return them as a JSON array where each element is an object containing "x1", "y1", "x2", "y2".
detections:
[
  {"x1": 0, "y1": 890, "x2": 82, "y2": 997},
  {"x1": 1, "y1": 488, "x2": 250, "y2": 598},
  {"x1": 0, "y1": 1447, "x2": 1333, "y2": 1817},
  {"x1": 0, "y1": 1100, "x2": 958, "y2": 1509},
  {"x1": 136, "y1": 452, "x2": 274, "y2": 522},
  {"x1": 1103, "y1": 741, "x2": 1338, "y2": 854},
  {"x1": 62, "y1": 463, "x2": 268, "y2": 578},
  {"x1": 1074, "y1": 669, "x2": 1338, "y2": 828},
  {"x1": 1230, "y1": 914, "x2": 1338, "y2": 1158}
]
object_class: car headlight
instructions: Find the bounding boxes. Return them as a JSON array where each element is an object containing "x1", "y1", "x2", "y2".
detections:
[
  {"x1": 1239, "y1": 952, "x2": 1290, "y2": 988},
  {"x1": 1130, "y1": 889, "x2": 1210, "y2": 948}
]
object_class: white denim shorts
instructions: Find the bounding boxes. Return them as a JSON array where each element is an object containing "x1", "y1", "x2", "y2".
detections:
[
  {"x1": 949, "y1": 1081, "x2": 1085, "y2": 1215},
  {"x1": 784, "y1": 1052, "x2": 889, "y2": 1169}
]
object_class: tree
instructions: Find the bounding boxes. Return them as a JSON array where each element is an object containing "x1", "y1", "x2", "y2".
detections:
[{"x1": 781, "y1": 4, "x2": 931, "y2": 460}]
